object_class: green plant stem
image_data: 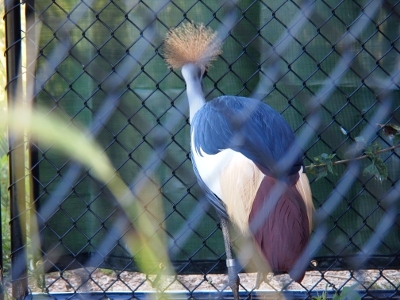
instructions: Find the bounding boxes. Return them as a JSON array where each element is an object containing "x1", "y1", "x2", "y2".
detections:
[{"x1": 305, "y1": 143, "x2": 400, "y2": 169}]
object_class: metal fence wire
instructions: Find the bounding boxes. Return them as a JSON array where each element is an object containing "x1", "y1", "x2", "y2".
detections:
[{"x1": 3, "y1": 0, "x2": 400, "y2": 299}]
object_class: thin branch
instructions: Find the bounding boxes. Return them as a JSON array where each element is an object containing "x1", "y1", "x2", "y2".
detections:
[{"x1": 305, "y1": 143, "x2": 400, "y2": 169}]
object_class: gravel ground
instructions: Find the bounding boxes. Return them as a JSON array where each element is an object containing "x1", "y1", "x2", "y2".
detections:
[{"x1": 27, "y1": 269, "x2": 400, "y2": 294}]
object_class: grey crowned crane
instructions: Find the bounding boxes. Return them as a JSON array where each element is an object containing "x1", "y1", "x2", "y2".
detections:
[{"x1": 164, "y1": 23, "x2": 314, "y2": 297}]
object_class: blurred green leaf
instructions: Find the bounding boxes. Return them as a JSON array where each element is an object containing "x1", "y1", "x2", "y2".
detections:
[
  {"x1": 307, "y1": 141, "x2": 392, "y2": 182},
  {"x1": 314, "y1": 285, "x2": 360, "y2": 300},
  {"x1": 307, "y1": 153, "x2": 337, "y2": 180},
  {"x1": 363, "y1": 142, "x2": 388, "y2": 181},
  {"x1": 1, "y1": 103, "x2": 174, "y2": 281},
  {"x1": 312, "y1": 284, "x2": 328, "y2": 300},
  {"x1": 0, "y1": 134, "x2": 7, "y2": 157},
  {"x1": 363, "y1": 163, "x2": 379, "y2": 178},
  {"x1": 334, "y1": 286, "x2": 361, "y2": 300},
  {"x1": 364, "y1": 141, "x2": 381, "y2": 155},
  {"x1": 316, "y1": 168, "x2": 328, "y2": 181},
  {"x1": 363, "y1": 157, "x2": 387, "y2": 181}
]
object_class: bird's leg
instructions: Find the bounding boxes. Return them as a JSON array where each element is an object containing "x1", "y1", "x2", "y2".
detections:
[{"x1": 220, "y1": 217, "x2": 240, "y2": 300}]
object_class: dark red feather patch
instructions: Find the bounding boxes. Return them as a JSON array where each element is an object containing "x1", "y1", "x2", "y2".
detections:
[{"x1": 249, "y1": 176, "x2": 309, "y2": 282}]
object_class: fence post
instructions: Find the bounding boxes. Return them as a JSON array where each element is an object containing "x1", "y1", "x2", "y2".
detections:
[{"x1": 4, "y1": 0, "x2": 28, "y2": 299}]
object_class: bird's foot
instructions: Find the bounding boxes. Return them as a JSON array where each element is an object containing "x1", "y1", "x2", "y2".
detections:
[{"x1": 227, "y1": 259, "x2": 240, "y2": 300}]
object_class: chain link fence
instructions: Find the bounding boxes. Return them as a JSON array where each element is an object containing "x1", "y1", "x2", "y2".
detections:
[{"x1": 3, "y1": 0, "x2": 400, "y2": 299}]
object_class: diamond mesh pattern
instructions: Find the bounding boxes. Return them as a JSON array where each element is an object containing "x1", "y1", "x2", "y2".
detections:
[{"x1": 4, "y1": 0, "x2": 400, "y2": 298}]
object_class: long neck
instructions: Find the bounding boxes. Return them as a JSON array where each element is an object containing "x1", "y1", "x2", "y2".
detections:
[
  {"x1": 181, "y1": 64, "x2": 206, "y2": 122},
  {"x1": 185, "y1": 77, "x2": 206, "y2": 122}
]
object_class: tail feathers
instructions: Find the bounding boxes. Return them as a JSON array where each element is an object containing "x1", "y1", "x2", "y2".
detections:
[
  {"x1": 249, "y1": 176, "x2": 310, "y2": 283},
  {"x1": 219, "y1": 151, "x2": 264, "y2": 233},
  {"x1": 295, "y1": 168, "x2": 314, "y2": 232}
]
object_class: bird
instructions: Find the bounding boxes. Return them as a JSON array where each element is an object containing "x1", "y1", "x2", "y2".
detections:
[{"x1": 163, "y1": 22, "x2": 314, "y2": 297}]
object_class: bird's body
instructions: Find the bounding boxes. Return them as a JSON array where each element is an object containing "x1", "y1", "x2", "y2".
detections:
[
  {"x1": 191, "y1": 96, "x2": 302, "y2": 219},
  {"x1": 191, "y1": 95, "x2": 312, "y2": 281},
  {"x1": 163, "y1": 23, "x2": 314, "y2": 293}
]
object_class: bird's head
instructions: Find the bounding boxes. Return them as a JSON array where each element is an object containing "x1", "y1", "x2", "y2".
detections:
[
  {"x1": 163, "y1": 22, "x2": 222, "y2": 72},
  {"x1": 181, "y1": 63, "x2": 205, "y2": 83}
]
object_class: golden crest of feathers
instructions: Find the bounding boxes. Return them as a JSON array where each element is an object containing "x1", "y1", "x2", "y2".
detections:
[{"x1": 163, "y1": 22, "x2": 222, "y2": 70}]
